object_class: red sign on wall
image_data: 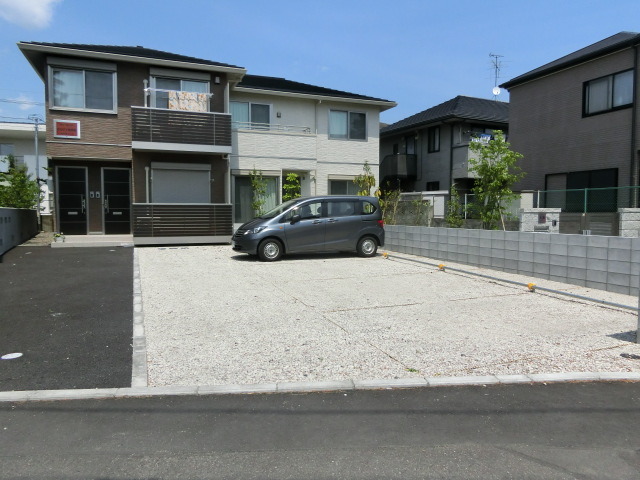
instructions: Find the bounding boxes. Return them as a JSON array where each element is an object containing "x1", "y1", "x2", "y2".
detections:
[{"x1": 54, "y1": 120, "x2": 81, "y2": 139}]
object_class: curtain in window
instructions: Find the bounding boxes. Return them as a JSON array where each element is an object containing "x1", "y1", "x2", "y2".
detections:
[
  {"x1": 53, "y1": 70, "x2": 84, "y2": 108},
  {"x1": 613, "y1": 70, "x2": 633, "y2": 107},
  {"x1": 329, "y1": 111, "x2": 348, "y2": 139},
  {"x1": 586, "y1": 77, "x2": 611, "y2": 113},
  {"x1": 231, "y1": 102, "x2": 249, "y2": 128},
  {"x1": 234, "y1": 176, "x2": 278, "y2": 223}
]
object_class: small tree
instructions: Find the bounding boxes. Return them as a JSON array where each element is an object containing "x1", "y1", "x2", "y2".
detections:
[
  {"x1": 0, "y1": 154, "x2": 41, "y2": 209},
  {"x1": 468, "y1": 130, "x2": 525, "y2": 230},
  {"x1": 282, "y1": 173, "x2": 301, "y2": 201},
  {"x1": 375, "y1": 185, "x2": 401, "y2": 225},
  {"x1": 249, "y1": 167, "x2": 267, "y2": 216},
  {"x1": 445, "y1": 182, "x2": 464, "y2": 228},
  {"x1": 354, "y1": 161, "x2": 376, "y2": 196}
]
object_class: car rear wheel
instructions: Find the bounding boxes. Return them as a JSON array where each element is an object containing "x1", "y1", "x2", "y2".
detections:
[
  {"x1": 357, "y1": 236, "x2": 377, "y2": 257},
  {"x1": 258, "y1": 239, "x2": 283, "y2": 262}
]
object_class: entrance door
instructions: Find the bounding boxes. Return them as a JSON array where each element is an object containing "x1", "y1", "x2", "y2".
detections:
[
  {"x1": 57, "y1": 167, "x2": 88, "y2": 235},
  {"x1": 102, "y1": 168, "x2": 131, "y2": 234}
]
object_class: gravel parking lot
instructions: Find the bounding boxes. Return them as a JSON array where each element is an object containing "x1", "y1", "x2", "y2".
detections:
[{"x1": 137, "y1": 246, "x2": 640, "y2": 387}]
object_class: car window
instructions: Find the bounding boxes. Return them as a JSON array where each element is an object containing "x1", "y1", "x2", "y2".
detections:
[
  {"x1": 288, "y1": 201, "x2": 323, "y2": 220},
  {"x1": 361, "y1": 201, "x2": 377, "y2": 215},
  {"x1": 327, "y1": 201, "x2": 357, "y2": 217}
]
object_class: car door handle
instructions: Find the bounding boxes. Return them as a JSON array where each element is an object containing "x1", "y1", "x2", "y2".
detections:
[
  {"x1": 327, "y1": 218, "x2": 338, "y2": 223},
  {"x1": 312, "y1": 220, "x2": 322, "y2": 224}
]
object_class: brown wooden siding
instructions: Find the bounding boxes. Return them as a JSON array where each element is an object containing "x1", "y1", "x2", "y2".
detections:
[
  {"x1": 132, "y1": 203, "x2": 232, "y2": 237},
  {"x1": 131, "y1": 107, "x2": 231, "y2": 146}
]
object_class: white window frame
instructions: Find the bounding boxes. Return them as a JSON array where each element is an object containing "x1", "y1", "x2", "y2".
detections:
[
  {"x1": 48, "y1": 58, "x2": 117, "y2": 114},
  {"x1": 328, "y1": 109, "x2": 367, "y2": 141}
]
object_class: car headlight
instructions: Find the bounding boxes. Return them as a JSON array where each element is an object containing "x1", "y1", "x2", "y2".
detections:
[{"x1": 244, "y1": 226, "x2": 267, "y2": 235}]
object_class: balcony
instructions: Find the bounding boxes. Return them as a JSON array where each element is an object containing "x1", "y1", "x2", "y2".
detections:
[
  {"x1": 132, "y1": 203, "x2": 233, "y2": 245},
  {"x1": 451, "y1": 146, "x2": 478, "y2": 180},
  {"x1": 380, "y1": 154, "x2": 417, "y2": 182},
  {"x1": 131, "y1": 106, "x2": 232, "y2": 154}
]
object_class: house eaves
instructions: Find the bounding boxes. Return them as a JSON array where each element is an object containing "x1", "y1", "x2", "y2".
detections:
[
  {"x1": 18, "y1": 42, "x2": 247, "y2": 83},
  {"x1": 234, "y1": 75, "x2": 397, "y2": 111},
  {"x1": 380, "y1": 95, "x2": 508, "y2": 137},
  {"x1": 501, "y1": 31, "x2": 640, "y2": 89}
]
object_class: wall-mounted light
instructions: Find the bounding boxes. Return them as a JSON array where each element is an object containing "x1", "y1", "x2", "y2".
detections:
[
  {"x1": 277, "y1": 112, "x2": 282, "y2": 118},
  {"x1": 214, "y1": 76, "x2": 221, "y2": 84}
]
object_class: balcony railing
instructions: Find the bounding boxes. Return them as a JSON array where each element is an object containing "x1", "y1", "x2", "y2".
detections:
[
  {"x1": 132, "y1": 203, "x2": 233, "y2": 241},
  {"x1": 232, "y1": 121, "x2": 312, "y2": 134},
  {"x1": 380, "y1": 154, "x2": 417, "y2": 181},
  {"x1": 131, "y1": 107, "x2": 231, "y2": 148}
]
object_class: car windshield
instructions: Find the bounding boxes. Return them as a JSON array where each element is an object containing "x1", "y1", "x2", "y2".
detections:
[{"x1": 259, "y1": 199, "x2": 302, "y2": 219}]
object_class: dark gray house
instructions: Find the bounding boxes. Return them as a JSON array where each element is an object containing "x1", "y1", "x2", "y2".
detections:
[
  {"x1": 501, "y1": 32, "x2": 640, "y2": 211},
  {"x1": 379, "y1": 96, "x2": 508, "y2": 194}
]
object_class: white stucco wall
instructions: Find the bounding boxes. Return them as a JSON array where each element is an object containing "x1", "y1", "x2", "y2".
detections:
[{"x1": 229, "y1": 92, "x2": 382, "y2": 199}]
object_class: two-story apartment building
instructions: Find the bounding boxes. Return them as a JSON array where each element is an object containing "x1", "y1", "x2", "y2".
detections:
[
  {"x1": 18, "y1": 42, "x2": 395, "y2": 243},
  {"x1": 501, "y1": 32, "x2": 640, "y2": 211},
  {"x1": 379, "y1": 96, "x2": 508, "y2": 194}
]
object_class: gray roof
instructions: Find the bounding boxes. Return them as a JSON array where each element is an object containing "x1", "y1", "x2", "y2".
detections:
[
  {"x1": 380, "y1": 96, "x2": 508, "y2": 136},
  {"x1": 238, "y1": 74, "x2": 394, "y2": 103},
  {"x1": 19, "y1": 42, "x2": 243, "y2": 69},
  {"x1": 501, "y1": 32, "x2": 640, "y2": 89}
]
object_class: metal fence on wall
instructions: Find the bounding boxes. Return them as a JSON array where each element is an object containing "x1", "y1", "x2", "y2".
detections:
[{"x1": 537, "y1": 186, "x2": 640, "y2": 213}]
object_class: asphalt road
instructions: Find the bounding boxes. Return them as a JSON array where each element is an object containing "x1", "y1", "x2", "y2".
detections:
[
  {"x1": 0, "y1": 246, "x2": 133, "y2": 390},
  {"x1": 1, "y1": 382, "x2": 640, "y2": 479}
]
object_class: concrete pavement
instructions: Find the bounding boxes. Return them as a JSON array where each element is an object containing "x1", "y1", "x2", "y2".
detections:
[{"x1": 2, "y1": 382, "x2": 640, "y2": 479}]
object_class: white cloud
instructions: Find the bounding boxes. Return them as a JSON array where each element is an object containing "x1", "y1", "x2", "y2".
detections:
[
  {"x1": 0, "y1": 0, "x2": 61, "y2": 29},
  {"x1": 13, "y1": 94, "x2": 37, "y2": 111}
]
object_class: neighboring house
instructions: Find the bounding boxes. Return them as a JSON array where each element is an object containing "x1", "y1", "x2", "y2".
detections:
[
  {"x1": 501, "y1": 31, "x2": 640, "y2": 212},
  {"x1": 230, "y1": 75, "x2": 395, "y2": 225},
  {"x1": 0, "y1": 122, "x2": 51, "y2": 216},
  {"x1": 379, "y1": 96, "x2": 508, "y2": 194},
  {"x1": 18, "y1": 42, "x2": 395, "y2": 242}
]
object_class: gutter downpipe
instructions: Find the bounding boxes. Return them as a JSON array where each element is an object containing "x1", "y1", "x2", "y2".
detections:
[{"x1": 632, "y1": 42, "x2": 639, "y2": 206}]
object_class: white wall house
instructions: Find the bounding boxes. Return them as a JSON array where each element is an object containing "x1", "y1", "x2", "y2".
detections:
[
  {"x1": 229, "y1": 75, "x2": 395, "y2": 225},
  {"x1": 0, "y1": 122, "x2": 51, "y2": 215}
]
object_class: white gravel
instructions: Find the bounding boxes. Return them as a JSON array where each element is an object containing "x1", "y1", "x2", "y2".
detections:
[{"x1": 136, "y1": 245, "x2": 640, "y2": 387}]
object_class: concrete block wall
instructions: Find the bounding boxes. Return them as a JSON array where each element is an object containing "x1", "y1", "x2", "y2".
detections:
[
  {"x1": 519, "y1": 208, "x2": 561, "y2": 233},
  {"x1": 619, "y1": 208, "x2": 640, "y2": 237},
  {"x1": 385, "y1": 225, "x2": 640, "y2": 296},
  {"x1": 0, "y1": 208, "x2": 38, "y2": 257}
]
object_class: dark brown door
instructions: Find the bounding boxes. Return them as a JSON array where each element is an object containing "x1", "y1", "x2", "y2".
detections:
[
  {"x1": 102, "y1": 168, "x2": 131, "y2": 234},
  {"x1": 57, "y1": 167, "x2": 88, "y2": 235}
]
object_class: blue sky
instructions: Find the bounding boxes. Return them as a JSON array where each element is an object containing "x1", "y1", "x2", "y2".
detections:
[{"x1": 0, "y1": 0, "x2": 638, "y2": 125}]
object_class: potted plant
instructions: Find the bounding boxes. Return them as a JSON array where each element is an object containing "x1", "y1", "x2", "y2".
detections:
[{"x1": 53, "y1": 232, "x2": 65, "y2": 243}]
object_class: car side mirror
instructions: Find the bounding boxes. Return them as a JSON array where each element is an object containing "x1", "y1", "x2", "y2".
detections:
[{"x1": 291, "y1": 214, "x2": 301, "y2": 224}]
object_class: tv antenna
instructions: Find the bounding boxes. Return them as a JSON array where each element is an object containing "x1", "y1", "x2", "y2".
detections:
[{"x1": 490, "y1": 53, "x2": 503, "y2": 99}]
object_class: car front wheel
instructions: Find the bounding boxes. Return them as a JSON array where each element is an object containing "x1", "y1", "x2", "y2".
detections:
[
  {"x1": 357, "y1": 236, "x2": 377, "y2": 257},
  {"x1": 258, "y1": 239, "x2": 283, "y2": 262}
]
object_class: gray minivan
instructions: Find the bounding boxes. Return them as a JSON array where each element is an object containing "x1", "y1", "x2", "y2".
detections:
[{"x1": 231, "y1": 195, "x2": 385, "y2": 261}]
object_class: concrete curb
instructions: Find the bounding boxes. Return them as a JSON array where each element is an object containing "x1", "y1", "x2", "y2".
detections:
[
  {"x1": 131, "y1": 249, "x2": 148, "y2": 388},
  {"x1": 2, "y1": 373, "x2": 640, "y2": 403}
]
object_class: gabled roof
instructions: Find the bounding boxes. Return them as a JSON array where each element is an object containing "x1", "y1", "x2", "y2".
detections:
[
  {"x1": 18, "y1": 42, "x2": 246, "y2": 81},
  {"x1": 235, "y1": 74, "x2": 396, "y2": 111},
  {"x1": 501, "y1": 32, "x2": 640, "y2": 89},
  {"x1": 20, "y1": 42, "x2": 243, "y2": 68},
  {"x1": 380, "y1": 96, "x2": 508, "y2": 136}
]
